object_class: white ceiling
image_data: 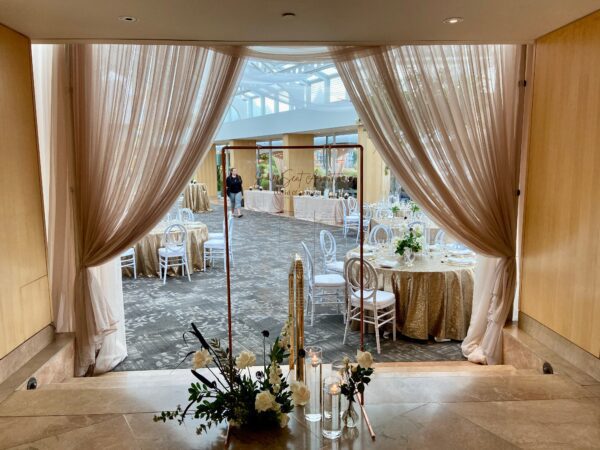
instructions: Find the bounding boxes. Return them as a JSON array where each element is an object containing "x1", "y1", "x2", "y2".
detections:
[{"x1": 1, "y1": 0, "x2": 599, "y2": 44}]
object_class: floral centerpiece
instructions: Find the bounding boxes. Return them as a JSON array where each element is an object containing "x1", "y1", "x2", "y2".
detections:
[
  {"x1": 154, "y1": 322, "x2": 309, "y2": 436},
  {"x1": 339, "y1": 350, "x2": 375, "y2": 428},
  {"x1": 394, "y1": 228, "x2": 423, "y2": 256},
  {"x1": 409, "y1": 201, "x2": 420, "y2": 214}
]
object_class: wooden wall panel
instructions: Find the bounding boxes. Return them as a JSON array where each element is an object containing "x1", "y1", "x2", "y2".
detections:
[
  {"x1": 193, "y1": 146, "x2": 218, "y2": 198},
  {"x1": 0, "y1": 24, "x2": 52, "y2": 358},
  {"x1": 520, "y1": 11, "x2": 600, "y2": 357}
]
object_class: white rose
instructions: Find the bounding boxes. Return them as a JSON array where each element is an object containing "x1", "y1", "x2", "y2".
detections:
[
  {"x1": 272, "y1": 384, "x2": 281, "y2": 394},
  {"x1": 290, "y1": 381, "x2": 310, "y2": 406},
  {"x1": 356, "y1": 350, "x2": 374, "y2": 369},
  {"x1": 279, "y1": 413, "x2": 290, "y2": 428},
  {"x1": 269, "y1": 363, "x2": 281, "y2": 385},
  {"x1": 255, "y1": 390, "x2": 276, "y2": 412},
  {"x1": 278, "y1": 335, "x2": 289, "y2": 349},
  {"x1": 235, "y1": 351, "x2": 256, "y2": 369},
  {"x1": 193, "y1": 349, "x2": 213, "y2": 369}
]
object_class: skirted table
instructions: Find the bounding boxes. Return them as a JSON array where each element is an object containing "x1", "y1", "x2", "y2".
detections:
[
  {"x1": 123, "y1": 222, "x2": 209, "y2": 277},
  {"x1": 182, "y1": 183, "x2": 211, "y2": 213},
  {"x1": 292, "y1": 196, "x2": 346, "y2": 225},
  {"x1": 244, "y1": 190, "x2": 284, "y2": 213},
  {"x1": 346, "y1": 249, "x2": 474, "y2": 341}
]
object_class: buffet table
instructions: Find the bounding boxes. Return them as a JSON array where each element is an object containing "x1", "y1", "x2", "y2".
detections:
[
  {"x1": 244, "y1": 190, "x2": 284, "y2": 213},
  {"x1": 182, "y1": 183, "x2": 211, "y2": 213},
  {"x1": 292, "y1": 196, "x2": 345, "y2": 225},
  {"x1": 123, "y1": 222, "x2": 208, "y2": 277},
  {"x1": 346, "y1": 247, "x2": 475, "y2": 340}
]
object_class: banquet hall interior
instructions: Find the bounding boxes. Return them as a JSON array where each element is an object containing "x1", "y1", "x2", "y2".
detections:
[{"x1": 0, "y1": 1, "x2": 599, "y2": 448}]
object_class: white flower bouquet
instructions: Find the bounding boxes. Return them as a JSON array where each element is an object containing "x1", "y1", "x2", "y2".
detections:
[{"x1": 154, "y1": 321, "x2": 308, "y2": 435}]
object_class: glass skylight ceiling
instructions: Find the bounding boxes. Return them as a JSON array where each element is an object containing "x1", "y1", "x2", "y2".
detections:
[{"x1": 223, "y1": 59, "x2": 354, "y2": 123}]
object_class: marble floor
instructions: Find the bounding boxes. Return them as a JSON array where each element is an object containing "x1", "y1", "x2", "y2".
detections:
[{"x1": 1, "y1": 362, "x2": 599, "y2": 449}]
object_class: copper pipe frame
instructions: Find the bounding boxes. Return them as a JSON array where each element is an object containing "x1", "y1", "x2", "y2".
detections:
[{"x1": 221, "y1": 144, "x2": 365, "y2": 358}]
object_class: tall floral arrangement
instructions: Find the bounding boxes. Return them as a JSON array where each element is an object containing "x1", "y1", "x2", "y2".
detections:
[{"x1": 154, "y1": 322, "x2": 309, "y2": 435}]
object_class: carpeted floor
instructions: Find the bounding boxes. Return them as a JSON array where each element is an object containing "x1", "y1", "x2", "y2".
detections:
[{"x1": 115, "y1": 204, "x2": 465, "y2": 371}]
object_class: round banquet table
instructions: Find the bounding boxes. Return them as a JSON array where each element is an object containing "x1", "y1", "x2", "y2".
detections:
[
  {"x1": 244, "y1": 190, "x2": 284, "y2": 213},
  {"x1": 123, "y1": 222, "x2": 209, "y2": 277},
  {"x1": 345, "y1": 248, "x2": 474, "y2": 341},
  {"x1": 182, "y1": 183, "x2": 211, "y2": 213}
]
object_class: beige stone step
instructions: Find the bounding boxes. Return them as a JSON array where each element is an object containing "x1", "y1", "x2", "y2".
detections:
[
  {"x1": 4, "y1": 371, "x2": 592, "y2": 417},
  {"x1": 42, "y1": 362, "x2": 523, "y2": 391}
]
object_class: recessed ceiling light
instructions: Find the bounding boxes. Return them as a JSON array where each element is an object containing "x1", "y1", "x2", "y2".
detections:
[
  {"x1": 443, "y1": 17, "x2": 464, "y2": 24},
  {"x1": 281, "y1": 12, "x2": 296, "y2": 19},
  {"x1": 118, "y1": 16, "x2": 138, "y2": 23}
]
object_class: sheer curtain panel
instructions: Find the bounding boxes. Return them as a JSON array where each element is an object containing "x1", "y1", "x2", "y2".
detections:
[
  {"x1": 334, "y1": 45, "x2": 524, "y2": 364},
  {"x1": 34, "y1": 44, "x2": 244, "y2": 375}
]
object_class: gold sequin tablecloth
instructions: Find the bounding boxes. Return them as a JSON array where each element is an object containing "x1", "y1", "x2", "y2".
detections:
[
  {"x1": 123, "y1": 222, "x2": 209, "y2": 277},
  {"x1": 182, "y1": 183, "x2": 211, "y2": 213},
  {"x1": 346, "y1": 250, "x2": 474, "y2": 340}
]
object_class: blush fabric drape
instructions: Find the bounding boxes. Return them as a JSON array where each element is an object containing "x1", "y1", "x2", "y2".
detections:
[
  {"x1": 33, "y1": 44, "x2": 244, "y2": 375},
  {"x1": 333, "y1": 45, "x2": 524, "y2": 364}
]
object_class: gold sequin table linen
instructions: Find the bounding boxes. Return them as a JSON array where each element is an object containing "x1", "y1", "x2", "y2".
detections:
[
  {"x1": 346, "y1": 249, "x2": 474, "y2": 340},
  {"x1": 182, "y1": 183, "x2": 211, "y2": 213},
  {"x1": 123, "y1": 222, "x2": 209, "y2": 277}
]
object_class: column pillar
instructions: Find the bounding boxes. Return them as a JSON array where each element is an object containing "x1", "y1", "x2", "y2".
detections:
[
  {"x1": 228, "y1": 140, "x2": 257, "y2": 192},
  {"x1": 358, "y1": 124, "x2": 390, "y2": 204},
  {"x1": 282, "y1": 134, "x2": 315, "y2": 214},
  {"x1": 193, "y1": 145, "x2": 218, "y2": 198}
]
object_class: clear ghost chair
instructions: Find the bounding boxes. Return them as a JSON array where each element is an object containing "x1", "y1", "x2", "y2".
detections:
[
  {"x1": 158, "y1": 223, "x2": 191, "y2": 284},
  {"x1": 368, "y1": 224, "x2": 393, "y2": 245},
  {"x1": 319, "y1": 229, "x2": 344, "y2": 274}
]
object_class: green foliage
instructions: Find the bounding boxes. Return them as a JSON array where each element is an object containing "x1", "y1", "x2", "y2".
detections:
[
  {"x1": 395, "y1": 229, "x2": 422, "y2": 256},
  {"x1": 339, "y1": 360, "x2": 374, "y2": 406},
  {"x1": 154, "y1": 328, "x2": 294, "y2": 436}
]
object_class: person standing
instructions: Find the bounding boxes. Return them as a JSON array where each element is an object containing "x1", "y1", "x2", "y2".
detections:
[{"x1": 226, "y1": 167, "x2": 243, "y2": 218}]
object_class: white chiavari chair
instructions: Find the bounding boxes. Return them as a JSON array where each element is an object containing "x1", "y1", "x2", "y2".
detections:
[{"x1": 343, "y1": 257, "x2": 396, "y2": 354}]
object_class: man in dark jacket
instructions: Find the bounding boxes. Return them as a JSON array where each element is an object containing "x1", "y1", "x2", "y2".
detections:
[{"x1": 226, "y1": 167, "x2": 243, "y2": 217}]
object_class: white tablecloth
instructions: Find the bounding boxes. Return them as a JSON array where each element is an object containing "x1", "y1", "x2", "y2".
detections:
[
  {"x1": 292, "y1": 196, "x2": 345, "y2": 225},
  {"x1": 244, "y1": 190, "x2": 284, "y2": 213}
]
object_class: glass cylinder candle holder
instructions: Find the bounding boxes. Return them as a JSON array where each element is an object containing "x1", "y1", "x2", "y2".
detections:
[
  {"x1": 322, "y1": 375, "x2": 342, "y2": 440},
  {"x1": 331, "y1": 360, "x2": 349, "y2": 416},
  {"x1": 304, "y1": 346, "x2": 322, "y2": 422}
]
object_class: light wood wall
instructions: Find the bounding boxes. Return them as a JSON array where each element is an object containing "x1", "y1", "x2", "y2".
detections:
[
  {"x1": 228, "y1": 140, "x2": 257, "y2": 192},
  {"x1": 358, "y1": 124, "x2": 391, "y2": 204},
  {"x1": 193, "y1": 145, "x2": 218, "y2": 198},
  {"x1": 0, "y1": 24, "x2": 52, "y2": 359},
  {"x1": 520, "y1": 11, "x2": 600, "y2": 357}
]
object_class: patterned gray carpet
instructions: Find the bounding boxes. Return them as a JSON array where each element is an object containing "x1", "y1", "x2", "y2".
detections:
[{"x1": 115, "y1": 205, "x2": 465, "y2": 371}]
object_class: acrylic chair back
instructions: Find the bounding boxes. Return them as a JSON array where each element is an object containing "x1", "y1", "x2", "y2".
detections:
[
  {"x1": 319, "y1": 230, "x2": 337, "y2": 265},
  {"x1": 368, "y1": 224, "x2": 392, "y2": 245},
  {"x1": 178, "y1": 208, "x2": 194, "y2": 223},
  {"x1": 164, "y1": 223, "x2": 187, "y2": 251},
  {"x1": 344, "y1": 257, "x2": 378, "y2": 304},
  {"x1": 346, "y1": 196, "x2": 358, "y2": 214},
  {"x1": 300, "y1": 241, "x2": 315, "y2": 287}
]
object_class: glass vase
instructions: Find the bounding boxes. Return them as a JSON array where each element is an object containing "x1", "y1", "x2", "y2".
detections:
[
  {"x1": 342, "y1": 399, "x2": 359, "y2": 428},
  {"x1": 321, "y1": 375, "x2": 342, "y2": 440},
  {"x1": 304, "y1": 346, "x2": 322, "y2": 422},
  {"x1": 403, "y1": 248, "x2": 415, "y2": 267}
]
